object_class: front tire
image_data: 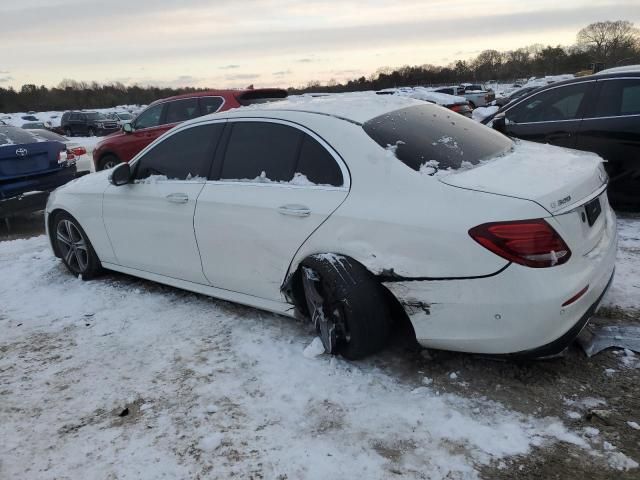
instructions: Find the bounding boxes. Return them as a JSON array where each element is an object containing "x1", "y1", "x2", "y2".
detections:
[
  {"x1": 53, "y1": 212, "x2": 102, "y2": 279},
  {"x1": 64, "y1": 127, "x2": 72, "y2": 137},
  {"x1": 98, "y1": 154, "x2": 120, "y2": 171},
  {"x1": 300, "y1": 255, "x2": 392, "y2": 360},
  {"x1": 88, "y1": 127, "x2": 96, "y2": 137}
]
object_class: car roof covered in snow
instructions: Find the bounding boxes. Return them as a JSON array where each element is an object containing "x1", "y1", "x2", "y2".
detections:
[
  {"x1": 595, "y1": 65, "x2": 640, "y2": 75},
  {"x1": 198, "y1": 92, "x2": 427, "y2": 125}
]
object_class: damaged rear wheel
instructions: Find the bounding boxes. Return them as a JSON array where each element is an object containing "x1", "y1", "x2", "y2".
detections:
[{"x1": 300, "y1": 254, "x2": 392, "y2": 360}]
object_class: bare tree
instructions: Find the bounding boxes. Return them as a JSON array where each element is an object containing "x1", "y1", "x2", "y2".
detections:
[{"x1": 577, "y1": 20, "x2": 639, "y2": 61}]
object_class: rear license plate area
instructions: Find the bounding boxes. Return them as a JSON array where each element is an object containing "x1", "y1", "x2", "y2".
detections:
[{"x1": 584, "y1": 197, "x2": 601, "y2": 227}]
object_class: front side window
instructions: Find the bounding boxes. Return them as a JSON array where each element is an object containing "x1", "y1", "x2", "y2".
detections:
[
  {"x1": 134, "y1": 123, "x2": 224, "y2": 180},
  {"x1": 591, "y1": 79, "x2": 640, "y2": 117},
  {"x1": 165, "y1": 98, "x2": 200, "y2": 124},
  {"x1": 220, "y1": 122, "x2": 302, "y2": 182},
  {"x1": 364, "y1": 105, "x2": 512, "y2": 171},
  {"x1": 507, "y1": 82, "x2": 590, "y2": 123},
  {"x1": 200, "y1": 97, "x2": 224, "y2": 115},
  {"x1": 134, "y1": 103, "x2": 164, "y2": 130}
]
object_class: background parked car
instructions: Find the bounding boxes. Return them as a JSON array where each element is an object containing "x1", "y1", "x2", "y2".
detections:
[
  {"x1": 482, "y1": 67, "x2": 640, "y2": 208},
  {"x1": 0, "y1": 126, "x2": 81, "y2": 218},
  {"x1": 432, "y1": 85, "x2": 495, "y2": 108},
  {"x1": 61, "y1": 111, "x2": 120, "y2": 137},
  {"x1": 377, "y1": 87, "x2": 473, "y2": 117},
  {"x1": 92, "y1": 88, "x2": 287, "y2": 170},
  {"x1": 21, "y1": 122, "x2": 48, "y2": 130},
  {"x1": 106, "y1": 111, "x2": 135, "y2": 126}
]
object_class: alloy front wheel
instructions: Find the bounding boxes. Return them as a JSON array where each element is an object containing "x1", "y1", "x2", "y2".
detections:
[{"x1": 53, "y1": 212, "x2": 102, "y2": 279}]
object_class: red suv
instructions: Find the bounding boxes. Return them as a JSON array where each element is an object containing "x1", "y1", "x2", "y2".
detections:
[{"x1": 92, "y1": 88, "x2": 287, "y2": 171}]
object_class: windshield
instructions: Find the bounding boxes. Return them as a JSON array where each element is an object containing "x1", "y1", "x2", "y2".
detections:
[
  {"x1": 118, "y1": 113, "x2": 133, "y2": 120},
  {"x1": 363, "y1": 105, "x2": 512, "y2": 172},
  {"x1": 86, "y1": 112, "x2": 107, "y2": 120}
]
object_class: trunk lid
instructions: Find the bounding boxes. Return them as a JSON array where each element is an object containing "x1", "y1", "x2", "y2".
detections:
[
  {"x1": 440, "y1": 140, "x2": 610, "y2": 258},
  {"x1": 0, "y1": 141, "x2": 65, "y2": 180},
  {"x1": 439, "y1": 140, "x2": 607, "y2": 214}
]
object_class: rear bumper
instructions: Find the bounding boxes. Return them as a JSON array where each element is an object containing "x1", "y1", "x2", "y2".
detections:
[
  {"x1": 383, "y1": 206, "x2": 618, "y2": 355},
  {"x1": 0, "y1": 167, "x2": 80, "y2": 217}
]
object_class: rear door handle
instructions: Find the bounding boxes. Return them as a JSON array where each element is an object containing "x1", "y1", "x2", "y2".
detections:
[
  {"x1": 166, "y1": 193, "x2": 189, "y2": 204},
  {"x1": 278, "y1": 204, "x2": 311, "y2": 217}
]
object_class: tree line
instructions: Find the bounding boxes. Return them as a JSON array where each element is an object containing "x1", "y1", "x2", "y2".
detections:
[{"x1": 1, "y1": 20, "x2": 638, "y2": 113}]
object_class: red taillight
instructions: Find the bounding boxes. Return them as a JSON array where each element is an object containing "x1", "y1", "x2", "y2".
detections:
[
  {"x1": 71, "y1": 146, "x2": 87, "y2": 156},
  {"x1": 469, "y1": 219, "x2": 571, "y2": 268}
]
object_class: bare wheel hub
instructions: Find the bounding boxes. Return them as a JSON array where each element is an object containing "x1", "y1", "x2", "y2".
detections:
[{"x1": 302, "y1": 267, "x2": 347, "y2": 353}]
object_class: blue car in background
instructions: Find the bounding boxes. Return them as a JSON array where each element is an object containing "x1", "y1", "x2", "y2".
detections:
[{"x1": 0, "y1": 126, "x2": 81, "y2": 218}]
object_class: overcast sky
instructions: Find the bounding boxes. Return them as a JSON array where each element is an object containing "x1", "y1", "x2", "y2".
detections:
[{"x1": 1, "y1": 0, "x2": 639, "y2": 89}]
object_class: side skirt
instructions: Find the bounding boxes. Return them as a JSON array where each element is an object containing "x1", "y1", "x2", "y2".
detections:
[{"x1": 101, "y1": 262, "x2": 297, "y2": 318}]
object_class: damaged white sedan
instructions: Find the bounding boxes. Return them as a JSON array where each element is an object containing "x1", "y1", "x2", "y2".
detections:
[{"x1": 45, "y1": 94, "x2": 617, "y2": 359}]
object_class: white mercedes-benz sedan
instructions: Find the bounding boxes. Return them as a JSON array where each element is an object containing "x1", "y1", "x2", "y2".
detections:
[{"x1": 45, "y1": 94, "x2": 617, "y2": 359}]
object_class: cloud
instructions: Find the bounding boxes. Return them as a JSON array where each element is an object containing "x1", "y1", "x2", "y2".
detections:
[
  {"x1": 272, "y1": 70, "x2": 292, "y2": 76},
  {"x1": 295, "y1": 58, "x2": 314, "y2": 63},
  {"x1": 219, "y1": 64, "x2": 240, "y2": 70},
  {"x1": 0, "y1": 76, "x2": 14, "y2": 83},
  {"x1": 0, "y1": 70, "x2": 9, "y2": 74},
  {"x1": 225, "y1": 73, "x2": 260, "y2": 81}
]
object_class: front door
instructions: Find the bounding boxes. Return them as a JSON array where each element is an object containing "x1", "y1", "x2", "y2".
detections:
[
  {"x1": 503, "y1": 81, "x2": 594, "y2": 149},
  {"x1": 103, "y1": 123, "x2": 224, "y2": 283},
  {"x1": 194, "y1": 120, "x2": 349, "y2": 301}
]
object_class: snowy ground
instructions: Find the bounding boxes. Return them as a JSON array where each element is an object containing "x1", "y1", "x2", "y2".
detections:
[{"x1": 0, "y1": 215, "x2": 638, "y2": 479}]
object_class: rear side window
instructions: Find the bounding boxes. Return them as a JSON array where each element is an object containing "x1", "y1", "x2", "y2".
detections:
[
  {"x1": 507, "y1": 83, "x2": 590, "y2": 123},
  {"x1": 592, "y1": 79, "x2": 640, "y2": 117},
  {"x1": 135, "y1": 123, "x2": 223, "y2": 180},
  {"x1": 165, "y1": 98, "x2": 200, "y2": 124},
  {"x1": 363, "y1": 105, "x2": 512, "y2": 171},
  {"x1": 200, "y1": 97, "x2": 224, "y2": 115},
  {"x1": 297, "y1": 135, "x2": 343, "y2": 186},
  {"x1": 220, "y1": 122, "x2": 302, "y2": 181}
]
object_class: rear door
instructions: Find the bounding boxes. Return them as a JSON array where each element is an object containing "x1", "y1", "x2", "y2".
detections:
[
  {"x1": 503, "y1": 81, "x2": 594, "y2": 149},
  {"x1": 194, "y1": 119, "x2": 349, "y2": 301},
  {"x1": 102, "y1": 122, "x2": 223, "y2": 283},
  {"x1": 575, "y1": 77, "x2": 640, "y2": 198}
]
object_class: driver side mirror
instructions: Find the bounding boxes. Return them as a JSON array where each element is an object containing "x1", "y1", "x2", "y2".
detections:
[
  {"x1": 492, "y1": 113, "x2": 507, "y2": 133},
  {"x1": 109, "y1": 162, "x2": 131, "y2": 186},
  {"x1": 123, "y1": 122, "x2": 133, "y2": 134}
]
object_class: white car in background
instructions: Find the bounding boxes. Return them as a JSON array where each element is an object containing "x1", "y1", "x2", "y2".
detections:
[
  {"x1": 107, "y1": 111, "x2": 136, "y2": 126},
  {"x1": 45, "y1": 94, "x2": 617, "y2": 360},
  {"x1": 377, "y1": 87, "x2": 473, "y2": 117}
]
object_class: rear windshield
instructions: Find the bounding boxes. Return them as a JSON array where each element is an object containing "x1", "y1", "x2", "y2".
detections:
[
  {"x1": 363, "y1": 105, "x2": 512, "y2": 172},
  {"x1": 118, "y1": 113, "x2": 133, "y2": 120},
  {"x1": 0, "y1": 126, "x2": 38, "y2": 146}
]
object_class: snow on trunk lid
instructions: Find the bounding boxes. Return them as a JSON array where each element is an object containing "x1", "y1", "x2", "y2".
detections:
[{"x1": 439, "y1": 140, "x2": 607, "y2": 214}]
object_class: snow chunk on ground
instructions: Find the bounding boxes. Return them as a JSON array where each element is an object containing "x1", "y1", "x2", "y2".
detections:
[
  {"x1": 199, "y1": 433, "x2": 224, "y2": 452},
  {"x1": 303, "y1": 337, "x2": 326, "y2": 358}
]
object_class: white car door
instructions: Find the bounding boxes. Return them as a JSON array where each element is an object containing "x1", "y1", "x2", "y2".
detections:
[
  {"x1": 194, "y1": 119, "x2": 349, "y2": 301},
  {"x1": 103, "y1": 122, "x2": 224, "y2": 284}
]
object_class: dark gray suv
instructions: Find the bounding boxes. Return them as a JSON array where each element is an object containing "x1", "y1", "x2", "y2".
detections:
[{"x1": 60, "y1": 111, "x2": 119, "y2": 137}]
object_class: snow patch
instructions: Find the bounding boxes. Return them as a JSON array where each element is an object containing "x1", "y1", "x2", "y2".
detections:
[{"x1": 303, "y1": 337, "x2": 326, "y2": 358}]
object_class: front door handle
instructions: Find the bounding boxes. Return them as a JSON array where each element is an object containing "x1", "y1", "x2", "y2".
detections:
[
  {"x1": 166, "y1": 193, "x2": 189, "y2": 204},
  {"x1": 278, "y1": 204, "x2": 311, "y2": 217}
]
